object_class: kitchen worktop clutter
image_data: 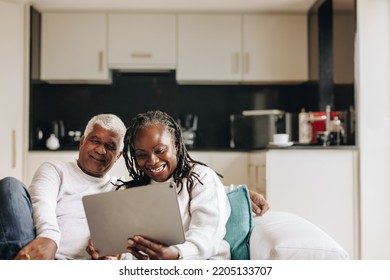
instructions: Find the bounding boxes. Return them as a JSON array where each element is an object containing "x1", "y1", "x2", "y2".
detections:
[
  {"x1": 298, "y1": 105, "x2": 354, "y2": 146},
  {"x1": 178, "y1": 114, "x2": 198, "y2": 149},
  {"x1": 33, "y1": 120, "x2": 82, "y2": 150}
]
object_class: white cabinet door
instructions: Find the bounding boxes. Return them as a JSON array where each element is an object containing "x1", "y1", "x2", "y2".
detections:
[
  {"x1": 177, "y1": 14, "x2": 308, "y2": 84},
  {"x1": 211, "y1": 152, "x2": 249, "y2": 186},
  {"x1": 188, "y1": 151, "x2": 212, "y2": 167},
  {"x1": 243, "y1": 14, "x2": 308, "y2": 82},
  {"x1": 41, "y1": 13, "x2": 110, "y2": 83},
  {"x1": 0, "y1": 1, "x2": 24, "y2": 180},
  {"x1": 177, "y1": 14, "x2": 242, "y2": 83},
  {"x1": 248, "y1": 151, "x2": 267, "y2": 195},
  {"x1": 108, "y1": 14, "x2": 176, "y2": 70},
  {"x1": 189, "y1": 151, "x2": 248, "y2": 186},
  {"x1": 266, "y1": 149, "x2": 358, "y2": 259}
]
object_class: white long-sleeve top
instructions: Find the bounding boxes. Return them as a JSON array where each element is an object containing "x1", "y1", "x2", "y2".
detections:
[
  {"x1": 152, "y1": 164, "x2": 231, "y2": 260},
  {"x1": 29, "y1": 159, "x2": 119, "y2": 260},
  {"x1": 29, "y1": 160, "x2": 230, "y2": 260}
]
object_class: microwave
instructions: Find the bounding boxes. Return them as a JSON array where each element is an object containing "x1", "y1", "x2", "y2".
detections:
[{"x1": 230, "y1": 110, "x2": 297, "y2": 149}]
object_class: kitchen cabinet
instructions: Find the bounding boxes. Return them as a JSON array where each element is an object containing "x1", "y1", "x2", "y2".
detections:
[
  {"x1": 243, "y1": 14, "x2": 308, "y2": 82},
  {"x1": 0, "y1": 1, "x2": 24, "y2": 180},
  {"x1": 248, "y1": 151, "x2": 267, "y2": 195},
  {"x1": 189, "y1": 151, "x2": 248, "y2": 186},
  {"x1": 26, "y1": 152, "x2": 130, "y2": 186},
  {"x1": 265, "y1": 149, "x2": 358, "y2": 259},
  {"x1": 188, "y1": 151, "x2": 212, "y2": 167},
  {"x1": 176, "y1": 14, "x2": 308, "y2": 83},
  {"x1": 108, "y1": 14, "x2": 176, "y2": 70},
  {"x1": 40, "y1": 13, "x2": 110, "y2": 83},
  {"x1": 177, "y1": 14, "x2": 242, "y2": 83}
]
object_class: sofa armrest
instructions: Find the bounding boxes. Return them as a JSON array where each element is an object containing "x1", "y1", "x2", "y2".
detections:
[{"x1": 249, "y1": 211, "x2": 349, "y2": 260}]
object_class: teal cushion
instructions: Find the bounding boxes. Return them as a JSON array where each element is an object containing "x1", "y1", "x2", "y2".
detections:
[{"x1": 224, "y1": 185, "x2": 253, "y2": 260}]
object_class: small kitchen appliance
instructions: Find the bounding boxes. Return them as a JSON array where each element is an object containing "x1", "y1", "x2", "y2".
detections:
[{"x1": 230, "y1": 110, "x2": 297, "y2": 149}]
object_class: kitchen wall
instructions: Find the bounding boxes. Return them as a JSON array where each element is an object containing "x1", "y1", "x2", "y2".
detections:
[{"x1": 30, "y1": 72, "x2": 354, "y2": 150}]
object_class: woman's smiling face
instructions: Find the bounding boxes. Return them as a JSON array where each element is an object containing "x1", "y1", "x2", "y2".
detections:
[{"x1": 133, "y1": 124, "x2": 178, "y2": 182}]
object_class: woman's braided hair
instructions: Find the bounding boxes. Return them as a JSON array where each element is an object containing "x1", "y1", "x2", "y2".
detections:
[{"x1": 122, "y1": 111, "x2": 218, "y2": 208}]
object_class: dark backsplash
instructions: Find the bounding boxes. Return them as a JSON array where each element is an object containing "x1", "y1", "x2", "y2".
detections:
[{"x1": 29, "y1": 71, "x2": 354, "y2": 150}]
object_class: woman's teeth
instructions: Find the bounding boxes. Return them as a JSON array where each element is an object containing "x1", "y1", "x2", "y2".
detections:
[{"x1": 150, "y1": 165, "x2": 165, "y2": 173}]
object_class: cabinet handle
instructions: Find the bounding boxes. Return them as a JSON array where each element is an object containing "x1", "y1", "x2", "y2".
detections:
[
  {"x1": 12, "y1": 130, "x2": 16, "y2": 168},
  {"x1": 98, "y1": 51, "x2": 103, "y2": 72},
  {"x1": 248, "y1": 164, "x2": 254, "y2": 187},
  {"x1": 255, "y1": 165, "x2": 259, "y2": 190},
  {"x1": 244, "y1": 52, "x2": 250, "y2": 74},
  {"x1": 232, "y1": 52, "x2": 239, "y2": 74},
  {"x1": 130, "y1": 53, "x2": 152, "y2": 59}
]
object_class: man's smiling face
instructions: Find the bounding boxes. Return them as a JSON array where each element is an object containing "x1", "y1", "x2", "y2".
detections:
[{"x1": 77, "y1": 124, "x2": 122, "y2": 177}]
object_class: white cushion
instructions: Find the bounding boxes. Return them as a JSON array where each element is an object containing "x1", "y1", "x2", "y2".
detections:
[{"x1": 249, "y1": 211, "x2": 349, "y2": 260}]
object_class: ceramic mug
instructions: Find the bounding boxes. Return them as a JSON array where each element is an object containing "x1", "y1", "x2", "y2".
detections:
[{"x1": 273, "y1": 133, "x2": 289, "y2": 144}]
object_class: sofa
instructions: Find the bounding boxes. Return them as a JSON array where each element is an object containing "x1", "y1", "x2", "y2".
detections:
[
  {"x1": 224, "y1": 185, "x2": 349, "y2": 260},
  {"x1": 249, "y1": 211, "x2": 349, "y2": 260}
]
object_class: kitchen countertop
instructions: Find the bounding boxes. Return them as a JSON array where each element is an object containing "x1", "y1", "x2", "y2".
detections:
[
  {"x1": 188, "y1": 144, "x2": 358, "y2": 152},
  {"x1": 30, "y1": 144, "x2": 357, "y2": 152},
  {"x1": 264, "y1": 144, "x2": 358, "y2": 150}
]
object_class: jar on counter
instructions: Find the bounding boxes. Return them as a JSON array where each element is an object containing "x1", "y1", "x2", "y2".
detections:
[{"x1": 298, "y1": 109, "x2": 312, "y2": 144}]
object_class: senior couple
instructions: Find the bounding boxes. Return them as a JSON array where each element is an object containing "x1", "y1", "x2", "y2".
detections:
[{"x1": 0, "y1": 111, "x2": 269, "y2": 260}]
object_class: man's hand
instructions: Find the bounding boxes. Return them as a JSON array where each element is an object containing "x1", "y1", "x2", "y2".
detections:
[
  {"x1": 249, "y1": 190, "x2": 269, "y2": 216},
  {"x1": 14, "y1": 237, "x2": 57, "y2": 260}
]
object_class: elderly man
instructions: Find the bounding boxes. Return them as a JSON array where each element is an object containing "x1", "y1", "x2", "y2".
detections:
[{"x1": 0, "y1": 114, "x2": 126, "y2": 259}]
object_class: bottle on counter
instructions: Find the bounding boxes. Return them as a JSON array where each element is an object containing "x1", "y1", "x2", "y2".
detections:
[
  {"x1": 46, "y1": 133, "x2": 60, "y2": 150},
  {"x1": 298, "y1": 108, "x2": 312, "y2": 144}
]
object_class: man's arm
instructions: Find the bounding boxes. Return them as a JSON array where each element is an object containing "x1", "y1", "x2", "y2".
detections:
[
  {"x1": 14, "y1": 237, "x2": 57, "y2": 260},
  {"x1": 249, "y1": 190, "x2": 269, "y2": 216},
  {"x1": 225, "y1": 185, "x2": 270, "y2": 216},
  {"x1": 28, "y1": 161, "x2": 63, "y2": 257}
]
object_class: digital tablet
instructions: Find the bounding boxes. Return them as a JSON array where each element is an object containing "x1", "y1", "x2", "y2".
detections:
[{"x1": 82, "y1": 182, "x2": 185, "y2": 256}]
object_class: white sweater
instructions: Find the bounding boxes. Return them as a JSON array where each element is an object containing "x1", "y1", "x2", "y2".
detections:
[
  {"x1": 29, "y1": 160, "x2": 230, "y2": 260},
  {"x1": 29, "y1": 160, "x2": 120, "y2": 259},
  {"x1": 153, "y1": 164, "x2": 231, "y2": 260}
]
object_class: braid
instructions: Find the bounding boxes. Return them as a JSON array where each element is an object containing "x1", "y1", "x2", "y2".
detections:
[
  {"x1": 121, "y1": 110, "x2": 219, "y2": 214},
  {"x1": 122, "y1": 114, "x2": 150, "y2": 187}
]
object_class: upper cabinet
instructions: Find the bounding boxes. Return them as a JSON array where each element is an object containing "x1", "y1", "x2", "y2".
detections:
[
  {"x1": 40, "y1": 13, "x2": 111, "y2": 83},
  {"x1": 39, "y1": 12, "x2": 309, "y2": 84},
  {"x1": 108, "y1": 14, "x2": 176, "y2": 70},
  {"x1": 243, "y1": 14, "x2": 308, "y2": 83},
  {"x1": 177, "y1": 14, "x2": 242, "y2": 83},
  {"x1": 177, "y1": 14, "x2": 308, "y2": 84}
]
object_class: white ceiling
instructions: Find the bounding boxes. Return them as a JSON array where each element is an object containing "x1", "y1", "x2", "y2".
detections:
[{"x1": 20, "y1": 0, "x2": 323, "y2": 13}]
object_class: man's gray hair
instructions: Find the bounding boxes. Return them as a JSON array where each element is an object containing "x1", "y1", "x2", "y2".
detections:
[{"x1": 83, "y1": 114, "x2": 126, "y2": 150}]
